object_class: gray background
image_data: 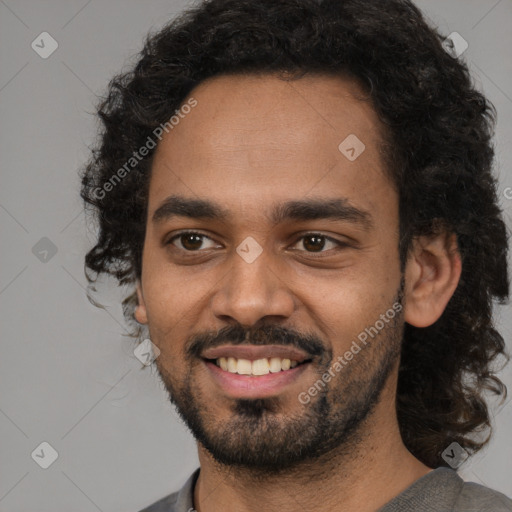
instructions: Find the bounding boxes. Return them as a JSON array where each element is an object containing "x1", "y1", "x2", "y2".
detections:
[{"x1": 0, "y1": 1, "x2": 511, "y2": 510}]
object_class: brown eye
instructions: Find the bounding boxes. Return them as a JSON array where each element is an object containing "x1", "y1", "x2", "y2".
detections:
[
  {"x1": 293, "y1": 234, "x2": 342, "y2": 253},
  {"x1": 180, "y1": 233, "x2": 204, "y2": 250},
  {"x1": 302, "y1": 235, "x2": 326, "y2": 252},
  {"x1": 168, "y1": 232, "x2": 217, "y2": 251}
]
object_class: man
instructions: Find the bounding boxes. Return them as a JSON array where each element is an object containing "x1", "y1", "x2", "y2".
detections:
[{"x1": 81, "y1": 0, "x2": 512, "y2": 510}]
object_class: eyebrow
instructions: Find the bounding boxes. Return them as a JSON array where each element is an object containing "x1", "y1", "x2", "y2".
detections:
[{"x1": 152, "y1": 194, "x2": 374, "y2": 231}]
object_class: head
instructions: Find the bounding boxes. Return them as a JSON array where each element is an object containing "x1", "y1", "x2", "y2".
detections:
[{"x1": 81, "y1": 0, "x2": 509, "y2": 470}]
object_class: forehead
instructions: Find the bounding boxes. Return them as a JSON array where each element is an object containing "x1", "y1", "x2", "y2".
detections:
[{"x1": 148, "y1": 72, "x2": 395, "y2": 225}]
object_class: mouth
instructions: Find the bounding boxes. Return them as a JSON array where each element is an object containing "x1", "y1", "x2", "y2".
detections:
[
  {"x1": 200, "y1": 345, "x2": 314, "y2": 399},
  {"x1": 204, "y1": 356, "x2": 312, "y2": 375}
]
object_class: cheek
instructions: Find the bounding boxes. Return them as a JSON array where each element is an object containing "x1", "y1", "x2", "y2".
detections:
[
  {"x1": 141, "y1": 259, "x2": 217, "y2": 341},
  {"x1": 300, "y1": 256, "x2": 400, "y2": 344},
  {"x1": 309, "y1": 279, "x2": 382, "y2": 334}
]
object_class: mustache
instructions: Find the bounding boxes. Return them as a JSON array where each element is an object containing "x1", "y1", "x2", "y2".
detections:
[{"x1": 186, "y1": 323, "x2": 325, "y2": 361}]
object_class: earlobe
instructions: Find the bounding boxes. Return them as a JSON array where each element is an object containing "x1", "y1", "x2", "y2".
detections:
[
  {"x1": 403, "y1": 231, "x2": 462, "y2": 328},
  {"x1": 134, "y1": 281, "x2": 148, "y2": 324}
]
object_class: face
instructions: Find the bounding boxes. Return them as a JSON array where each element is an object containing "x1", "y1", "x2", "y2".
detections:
[{"x1": 136, "y1": 73, "x2": 404, "y2": 473}]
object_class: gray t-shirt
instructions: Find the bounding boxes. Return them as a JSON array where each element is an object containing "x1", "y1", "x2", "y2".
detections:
[{"x1": 140, "y1": 467, "x2": 512, "y2": 511}]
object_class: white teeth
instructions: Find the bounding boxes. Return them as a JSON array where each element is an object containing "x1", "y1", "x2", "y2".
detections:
[
  {"x1": 227, "y1": 357, "x2": 237, "y2": 373},
  {"x1": 215, "y1": 356, "x2": 303, "y2": 375},
  {"x1": 237, "y1": 359, "x2": 252, "y2": 375},
  {"x1": 269, "y1": 357, "x2": 282, "y2": 373},
  {"x1": 252, "y1": 358, "x2": 270, "y2": 375}
]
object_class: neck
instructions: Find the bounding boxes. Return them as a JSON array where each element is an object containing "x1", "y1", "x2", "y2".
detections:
[{"x1": 193, "y1": 378, "x2": 431, "y2": 512}]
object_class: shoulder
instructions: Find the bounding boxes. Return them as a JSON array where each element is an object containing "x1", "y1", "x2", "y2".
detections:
[
  {"x1": 454, "y1": 480, "x2": 512, "y2": 511},
  {"x1": 138, "y1": 468, "x2": 200, "y2": 512},
  {"x1": 139, "y1": 491, "x2": 179, "y2": 512},
  {"x1": 379, "y1": 467, "x2": 512, "y2": 512}
]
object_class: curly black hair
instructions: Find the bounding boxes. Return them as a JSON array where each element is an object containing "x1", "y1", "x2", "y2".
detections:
[{"x1": 81, "y1": 0, "x2": 510, "y2": 469}]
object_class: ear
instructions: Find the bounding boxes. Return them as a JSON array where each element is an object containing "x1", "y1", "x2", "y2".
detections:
[
  {"x1": 403, "y1": 230, "x2": 462, "y2": 328},
  {"x1": 134, "y1": 280, "x2": 148, "y2": 324}
]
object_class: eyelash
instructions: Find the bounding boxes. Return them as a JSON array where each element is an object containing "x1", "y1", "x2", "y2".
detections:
[{"x1": 166, "y1": 230, "x2": 348, "y2": 254}]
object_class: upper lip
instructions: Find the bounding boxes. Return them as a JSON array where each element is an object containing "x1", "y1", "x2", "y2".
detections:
[{"x1": 201, "y1": 345, "x2": 312, "y2": 363}]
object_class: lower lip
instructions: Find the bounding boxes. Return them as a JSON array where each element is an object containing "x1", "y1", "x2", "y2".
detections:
[{"x1": 203, "y1": 360, "x2": 311, "y2": 399}]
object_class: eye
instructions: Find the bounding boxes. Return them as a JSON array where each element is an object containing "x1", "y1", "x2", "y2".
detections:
[
  {"x1": 166, "y1": 231, "x2": 348, "y2": 254},
  {"x1": 291, "y1": 233, "x2": 346, "y2": 253},
  {"x1": 167, "y1": 231, "x2": 218, "y2": 251}
]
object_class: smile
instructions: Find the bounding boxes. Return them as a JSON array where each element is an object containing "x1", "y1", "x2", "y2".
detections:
[{"x1": 202, "y1": 360, "x2": 312, "y2": 399}]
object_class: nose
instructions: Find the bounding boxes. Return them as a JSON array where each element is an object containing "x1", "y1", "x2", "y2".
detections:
[{"x1": 210, "y1": 245, "x2": 295, "y2": 326}]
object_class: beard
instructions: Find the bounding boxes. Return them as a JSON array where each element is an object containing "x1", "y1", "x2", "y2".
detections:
[{"x1": 154, "y1": 283, "x2": 405, "y2": 476}]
